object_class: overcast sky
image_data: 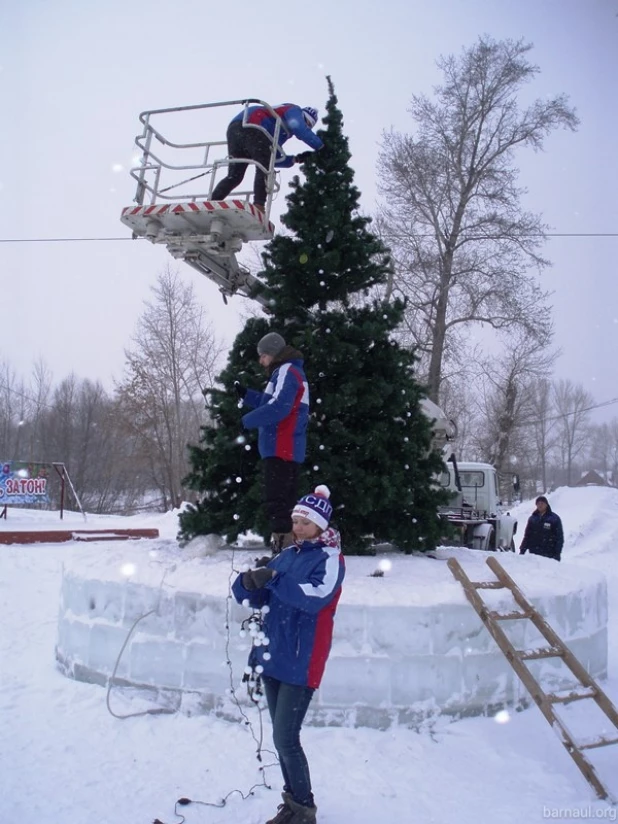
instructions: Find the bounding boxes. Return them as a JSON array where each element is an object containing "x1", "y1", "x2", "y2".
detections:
[{"x1": 1, "y1": 0, "x2": 617, "y2": 418}]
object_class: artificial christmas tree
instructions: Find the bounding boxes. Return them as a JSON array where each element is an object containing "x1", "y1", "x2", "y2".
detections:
[
  {"x1": 179, "y1": 316, "x2": 271, "y2": 542},
  {"x1": 180, "y1": 78, "x2": 449, "y2": 552}
]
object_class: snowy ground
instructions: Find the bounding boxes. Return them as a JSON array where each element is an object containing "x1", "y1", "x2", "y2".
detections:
[{"x1": 2, "y1": 486, "x2": 618, "y2": 823}]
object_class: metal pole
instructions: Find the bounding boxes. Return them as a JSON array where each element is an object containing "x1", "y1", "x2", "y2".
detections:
[
  {"x1": 53, "y1": 463, "x2": 65, "y2": 520},
  {"x1": 135, "y1": 115, "x2": 153, "y2": 205},
  {"x1": 53, "y1": 463, "x2": 87, "y2": 522}
]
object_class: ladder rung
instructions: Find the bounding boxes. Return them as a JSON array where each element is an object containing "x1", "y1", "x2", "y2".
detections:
[
  {"x1": 449, "y1": 557, "x2": 618, "y2": 802},
  {"x1": 472, "y1": 581, "x2": 506, "y2": 589},
  {"x1": 519, "y1": 646, "x2": 564, "y2": 661},
  {"x1": 488, "y1": 610, "x2": 529, "y2": 620},
  {"x1": 548, "y1": 689, "x2": 597, "y2": 705},
  {"x1": 578, "y1": 736, "x2": 618, "y2": 751}
]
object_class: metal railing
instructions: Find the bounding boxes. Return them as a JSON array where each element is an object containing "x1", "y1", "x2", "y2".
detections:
[{"x1": 130, "y1": 99, "x2": 289, "y2": 219}]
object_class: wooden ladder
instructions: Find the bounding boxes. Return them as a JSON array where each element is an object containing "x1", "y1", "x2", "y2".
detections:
[{"x1": 448, "y1": 555, "x2": 618, "y2": 802}]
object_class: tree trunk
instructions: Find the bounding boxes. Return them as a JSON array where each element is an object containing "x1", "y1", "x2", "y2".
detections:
[{"x1": 427, "y1": 265, "x2": 452, "y2": 402}]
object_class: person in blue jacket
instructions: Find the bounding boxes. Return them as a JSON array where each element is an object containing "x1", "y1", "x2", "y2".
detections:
[
  {"x1": 232, "y1": 484, "x2": 345, "y2": 824},
  {"x1": 519, "y1": 495, "x2": 564, "y2": 561},
  {"x1": 235, "y1": 332, "x2": 309, "y2": 552},
  {"x1": 211, "y1": 103, "x2": 323, "y2": 210}
]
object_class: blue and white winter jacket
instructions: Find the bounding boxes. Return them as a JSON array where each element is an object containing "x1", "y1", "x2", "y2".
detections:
[
  {"x1": 231, "y1": 104, "x2": 323, "y2": 168},
  {"x1": 241, "y1": 351, "x2": 309, "y2": 463},
  {"x1": 232, "y1": 529, "x2": 345, "y2": 689}
]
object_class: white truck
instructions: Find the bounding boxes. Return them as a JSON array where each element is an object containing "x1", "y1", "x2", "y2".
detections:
[{"x1": 421, "y1": 399, "x2": 518, "y2": 552}]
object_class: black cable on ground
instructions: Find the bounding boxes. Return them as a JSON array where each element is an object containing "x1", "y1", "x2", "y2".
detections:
[{"x1": 153, "y1": 431, "x2": 279, "y2": 823}]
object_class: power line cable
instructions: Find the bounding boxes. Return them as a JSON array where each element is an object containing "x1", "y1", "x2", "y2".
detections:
[
  {"x1": 0, "y1": 236, "x2": 137, "y2": 243},
  {"x1": 0, "y1": 381, "x2": 56, "y2": 411},
  {"x1": 384, "y1": 233, "x2": 618, "y2": 239},
  {"x1": 514, "y1": 396, "x2": 618, "y2": 429},
  {"x1": 1, "y1": 233, "x2": 618, "y2": 244}
]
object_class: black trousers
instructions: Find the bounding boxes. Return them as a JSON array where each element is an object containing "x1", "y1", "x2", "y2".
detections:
[
  {"x1": 211, "y1": 120, "x2": 272, "y2": 206},
  {"x1": 263, "y1": 457, "x2": 300, "y2": 534}
]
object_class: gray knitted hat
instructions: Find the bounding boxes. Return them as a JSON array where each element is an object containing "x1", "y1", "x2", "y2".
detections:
[{"x1": 257, "y1": 332, "x2": 286, "y2": 357}]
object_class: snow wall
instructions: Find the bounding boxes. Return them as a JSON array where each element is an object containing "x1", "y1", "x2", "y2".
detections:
[{"x1": 56, "y1": 546, "x2": 608, "y2": 730}]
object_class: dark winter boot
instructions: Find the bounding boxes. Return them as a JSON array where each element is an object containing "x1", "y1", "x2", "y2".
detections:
[
  {"x1": 266, "y1": 792, "x2": 294, "y2": 824},
  {"x1": 286, "y1": 796, "x2": 317, "y2": 824}
]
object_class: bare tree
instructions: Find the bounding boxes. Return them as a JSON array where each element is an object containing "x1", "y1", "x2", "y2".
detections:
[
  {"x1": 525, "y1": 377, "x2": 559, "y2": 492},
  {"x1": 0, "y1": 346, "x2": 219, "y2": 512},
  {"x1": 588, "y1": 419, "x2": 618, "y2": 486},
  {"x1": 23, "y1": 359, "x2": 54, "y2": 461},
  {"x1": 0, "y1": 359, "x2": 32, "y2": 459},
  {"x1": 46, "y1": 373, "x2": 79, "y2": 467},
  {"x1": 66, "y1": 385, "x2": 151, "y2": 513},
  {"x1": 64, "y1": 379, "x2": 118, "y2": 508},
  {"x1": 464, "y1": 330, "x2": 557, "y2": 506},
  {"x1": 472, "y1": 332, "x2": 557, "y2": 479},
  {"x1": 0, "y1": 358, "x2": 54, "y2": 464},
  {"x1": 115, "y1": 267, "x2": 224, "y2": 509},
  {"x1": 552, "y1": 379, "x2": 594, "y2": 485},
  {"x1": 377, "y1": 36, "x2": 578, "y2": 402}
]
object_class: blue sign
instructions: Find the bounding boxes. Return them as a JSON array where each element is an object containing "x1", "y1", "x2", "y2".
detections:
[{"x1": 0, "y1": 462, "x2": 51, "y2": 505}]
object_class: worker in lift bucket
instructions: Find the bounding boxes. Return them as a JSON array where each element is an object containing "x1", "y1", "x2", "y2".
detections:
[{"x1": 211, "y1": 104, "x2": 323, "y2": 212}]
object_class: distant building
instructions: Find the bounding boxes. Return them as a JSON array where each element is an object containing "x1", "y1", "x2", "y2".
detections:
[{"x1": 574, "y1": 470, "x2": 610, "y2": 488}]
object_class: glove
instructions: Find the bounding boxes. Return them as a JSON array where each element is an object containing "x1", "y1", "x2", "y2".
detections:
[
  {"x1": 242, "y1": 571, "x2": 257, "y2": 591},
  {"x1": 254, "y1": 555, "x2": 272, "y2": 568},
  {"x1": 295, "y1": 151, "x2": 314, "y2": 164},
  {"x1": 251, "y1": 567, "x2": 276, "y2": 588},
  {"x1": 233, "y1": 381, "x2": 246, "y2": 400},
  {"x1": 242, "y1": 567, "x2": 275, "y2": 590}
]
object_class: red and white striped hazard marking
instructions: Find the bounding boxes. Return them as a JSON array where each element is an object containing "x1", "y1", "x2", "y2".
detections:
[{"x1": 121, "y1": 199, "x2": 272, "y2": 229}]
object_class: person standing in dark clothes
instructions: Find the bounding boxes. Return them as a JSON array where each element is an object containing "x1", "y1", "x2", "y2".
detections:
[
  {"x1": 235, "y1": 332, "x2": 309, "y2": 552},
  {"x1": 519, "y1": 495, "x2": 564, "y2": 561},
  {"x1": 211, "y1": 104, "x2": 323, "y2": 211}
]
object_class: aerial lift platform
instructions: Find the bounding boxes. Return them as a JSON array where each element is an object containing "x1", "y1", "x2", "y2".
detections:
[{"x1": 120, "y1": 100, "x2": 287, "y2": 307}]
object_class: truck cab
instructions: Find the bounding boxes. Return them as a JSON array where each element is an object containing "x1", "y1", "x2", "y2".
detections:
[{"x1": 437, "y1": 460, "x2": 518, "y2": 551}]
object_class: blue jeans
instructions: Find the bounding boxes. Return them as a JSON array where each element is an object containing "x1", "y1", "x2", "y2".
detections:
[{"x1": 262, "y1": 675, "x2": 315, "y2": 807}]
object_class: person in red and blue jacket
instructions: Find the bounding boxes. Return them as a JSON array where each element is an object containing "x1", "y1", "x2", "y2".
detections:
[
  {"x1": 235, "y1": 332, "x2": 309, "y2": 552},
  {"x1": 232, "y1": 484, "x2": 345, "y2": 824},
  {"x1": 211, "y1": 103, "x2": 323, "y2": 209}
]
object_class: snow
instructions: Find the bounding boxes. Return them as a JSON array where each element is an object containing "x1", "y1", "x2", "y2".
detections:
[
  {"x1": 2, "y1": 486, "x2": 618, "y2": 822},
  {"x1": 54, "y1": 534, "x2": 607, "y2": 724}
]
